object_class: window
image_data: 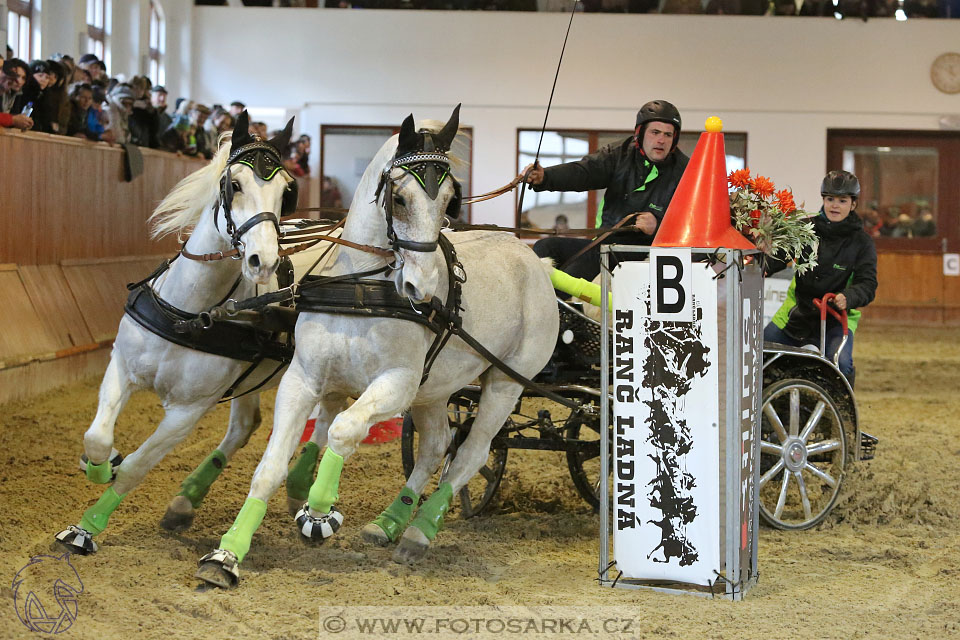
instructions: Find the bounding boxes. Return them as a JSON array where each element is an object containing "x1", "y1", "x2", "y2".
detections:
[
  {"x1": 148, "y1": 1, "x2": 165, "y2": 86},
  {"x1": 828, "y1": 130, "x2": 960, "y2": 251},
  {"x1": 320, "y1": 124, "x2": 474, "y2": 222},
  {"x1": 86, "y1": 0, "x2": 107, "y2": 60},
  {"x1": 516, "y1": 128, "x2": 747, "y2": 229},
  {"x1": 6, "y1": 1, "x2": 32, "y2": 61}
]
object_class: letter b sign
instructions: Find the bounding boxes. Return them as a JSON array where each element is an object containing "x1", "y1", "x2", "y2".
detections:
[{"x1": 651, "y1": 248, "x2": 693, "y2": 321}]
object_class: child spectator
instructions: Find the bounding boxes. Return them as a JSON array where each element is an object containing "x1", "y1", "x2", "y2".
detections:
[{"x1": 66, "y1": 82, "x2": 99, "y2": 140}]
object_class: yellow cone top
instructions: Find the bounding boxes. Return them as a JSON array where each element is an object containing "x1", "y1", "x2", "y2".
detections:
[{"x1": 705, "y1": 116, "x2": 723, "y2": 133}]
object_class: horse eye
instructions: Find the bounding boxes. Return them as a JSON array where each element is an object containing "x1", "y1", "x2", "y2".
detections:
[
  {"x1": 231, "y1": 180, "x2": 242, "y2": 193},
  {"x1": 393, "y1": 195, "x2": 406, "y2": 207}
]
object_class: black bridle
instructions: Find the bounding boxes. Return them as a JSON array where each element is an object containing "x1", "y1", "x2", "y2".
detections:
[
  {"x1": 375, "y1": 142, "x2": 462, "y2": 254},
  {"x1": 214, "y1": 140, "x2": 290, "y2": 255}
]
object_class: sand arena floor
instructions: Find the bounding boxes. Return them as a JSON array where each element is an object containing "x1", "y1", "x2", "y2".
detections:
[{"x1": 1, "y1": 324, "x2": 959, "y2": 639}]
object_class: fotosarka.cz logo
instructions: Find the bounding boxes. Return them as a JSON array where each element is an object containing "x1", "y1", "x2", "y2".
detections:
[{"x1": 12, "y1": 553, "x2": 84, "y2": 634}]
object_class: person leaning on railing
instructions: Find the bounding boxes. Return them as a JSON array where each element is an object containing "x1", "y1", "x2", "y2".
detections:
[{"x1": 1, "y1": 58, "x2": 29, "y2": 119}]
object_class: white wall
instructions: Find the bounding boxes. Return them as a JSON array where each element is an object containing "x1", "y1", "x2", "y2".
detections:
[{"x1": 190, "y1": 9, "x2": 960, "y2": 225}]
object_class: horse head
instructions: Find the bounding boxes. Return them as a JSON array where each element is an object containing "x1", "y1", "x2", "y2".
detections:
[
  {"x1": 219, "y1": 111, "x2": 299, "y2": 285},
  {"x1": 379, "y1": 104, "x2": 462, "y2": 302}
]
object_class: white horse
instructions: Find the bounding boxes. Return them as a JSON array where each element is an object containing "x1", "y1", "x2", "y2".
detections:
[
  {"x1": 196, "y1": 105, "x2": 559, "y2": 588},
  {"x1": 55, "y1": 113, "x2": 333, "y2": 555}
]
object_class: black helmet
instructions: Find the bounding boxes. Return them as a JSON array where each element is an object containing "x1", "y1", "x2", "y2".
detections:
[
  {"x1": 635, "y1": 100, "x2": 681, "y2": 150},
  {"x1": 820, "y1": 170, "x2": 860, "y2": 199}
]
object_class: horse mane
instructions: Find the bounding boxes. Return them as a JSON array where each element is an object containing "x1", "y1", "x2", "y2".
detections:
[{"x1": 149, "y1": 133, "x2": 233, "y2": 239}]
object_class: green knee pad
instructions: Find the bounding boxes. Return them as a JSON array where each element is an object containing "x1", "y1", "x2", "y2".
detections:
[
  {"x1": 85, "y1": 459, "x2": 113, "y2": 484},
  {"x1": 79, "y1": 486, "x2": 126, "y2": 536},
  {"x1": 307, "y1": 448, "x2": 344, "y2": 514},
  {"x1": 219, "y1": 497, "x2": 267, "y2": 564},
  {"x1": 408, "y1": 483, "x2": 453, "y2": 541},
  {"x1": 178, "y1": 449, "x2": 227, "y2": 509},
  {"x1": 286, "y1": 441, "x2": 321, "y2": 502},
  {"x1": 371, "y1": 486, "x2": 420, "y2": 542}
]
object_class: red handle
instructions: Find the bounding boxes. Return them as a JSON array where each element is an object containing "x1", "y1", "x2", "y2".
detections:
[{"x1": 813, "y1": 294, "x2": 848, "y2": 336}]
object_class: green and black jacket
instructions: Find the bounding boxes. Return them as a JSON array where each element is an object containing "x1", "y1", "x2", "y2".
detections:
[
  {"x1": 768, "y1": 211, "x2": 878, "y2": 338},
  {"x1": 533, "y1": 136, "x2": 689, "y2": 243}
]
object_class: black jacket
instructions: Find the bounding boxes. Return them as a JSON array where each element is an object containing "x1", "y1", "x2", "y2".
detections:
[
  {"x1": 768, "y1": 211, "x2": 878, "y2": 338},
  {"x1": 533, "y1": 136, "x2": 689, "y2": 243}
]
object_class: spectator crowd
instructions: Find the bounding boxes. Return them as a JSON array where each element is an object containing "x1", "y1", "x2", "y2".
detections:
[{"x1": 0, "y1": 46, "x2": 311, "y2": 175}]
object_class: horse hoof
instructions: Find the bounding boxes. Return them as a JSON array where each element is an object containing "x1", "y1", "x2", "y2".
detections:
[
  {"x1": 79, "y1": 449, "x2": 124, "y2": 482},
  {"x1": 360, "y1": 523, "x2": 391, "y2": 547},
  {"x1": 160, "y1": 495, "x2": 195, "y2": 532},
  {"x1": 391, "y1": 526, "x2": 430, "y2": 565},
  {"x1": 295, "y1": 504, "x2": 343, "y2": 544},
  {"x1": 287, "y1": 496, "x2": 304, "y2": 517},
  {"x1": 195, "y1": 549, "x2": 239, "y2": 589},
  {"x1": 54, "y1": 526, "x2": 98, "y2": 556}
]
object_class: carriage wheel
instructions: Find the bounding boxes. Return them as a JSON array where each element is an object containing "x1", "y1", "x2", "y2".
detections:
[
  {"x1": 758, "y1": 378, "x2": 847, "y2": 530},
  {"x1": 564, "y1": 409, "x2": 608, "y2": 511},
  {"x1": 400, "y1": 396, "x2": 508, "y2": 519}
]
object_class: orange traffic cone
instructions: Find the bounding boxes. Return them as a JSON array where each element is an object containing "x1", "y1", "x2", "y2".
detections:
[{"x1": 653, "y1": 117, "x2": 755, "y2": 250}]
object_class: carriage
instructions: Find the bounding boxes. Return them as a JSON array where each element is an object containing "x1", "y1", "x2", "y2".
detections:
[{"x1": 400, "y1": 292, "x2": 877, "y2": 531}]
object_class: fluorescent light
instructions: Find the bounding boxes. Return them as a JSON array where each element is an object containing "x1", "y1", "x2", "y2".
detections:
[{"x1": 895, "y1": 8, "x2": 907, "y2": 19}]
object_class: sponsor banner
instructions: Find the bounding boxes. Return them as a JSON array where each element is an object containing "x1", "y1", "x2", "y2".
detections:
[
  {"x1": 739, "y1": 267, "x2": 764, "y2": 581},
  {"x1": 611, "y1": 260, "x2": 720, "y2": 586},
  {"x1": 763, "y1": 272, "x2": 792, "y2": 326}
]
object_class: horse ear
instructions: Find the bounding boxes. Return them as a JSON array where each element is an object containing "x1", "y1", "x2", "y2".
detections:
[
  {"x1": 397, "y1": 114, "x2": 418, "y2": 155},
  {"x1": 268, "y1": 117, "x2": 295, "y2": 154},
  {"x1": 436, "y1": 103, "x2": 461, "y2": 151},
  {"x1": 231, "y1": 110, "x2": 253, "y2": 152}
]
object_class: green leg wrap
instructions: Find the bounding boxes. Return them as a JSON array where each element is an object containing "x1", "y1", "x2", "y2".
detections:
[
  {"x1": 307, "y1": 448, "x2": 344, "y2": 514},
  {"x1": 85, "y1": 459, "x2": 113, "y2": 484},
  {"x1": 408, "y1": 482, "x2": 453, "y2": 542},
  {"x1": 286, "y1": 441, "x2": 320, "y2": 502},
  {"x1": 219, "y1": 498, "x2": 267, "y2": 564},
  {"x1": 79, "y1": 486, "x2": 126, "y2": 536},
  {"x1": 178, "y1": 449, "x2": 227, "y2": 509},
  {"x1": 371, "y1": 486, "x2": 420, "y2": 543}
]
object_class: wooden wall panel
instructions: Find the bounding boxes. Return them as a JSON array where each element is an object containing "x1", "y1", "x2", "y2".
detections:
[
  {"x1": 61, "y1": 257, "x2": 166, "y2": 342},
  {"x1": 18, "y1": 265, "x2": 95, "y2": 349},
  {"x1": 875, "y1": 252, "x2": 941, "y2": 305},
  {"x1": 0, "y1": 348, "x2": 111, "y2": 405},
  {"x1": 0, "y1": 131, "x2": 202, "y2": 265},
  {"x1": 0, "y1": 270, "x2": 61, "y2": 362}
]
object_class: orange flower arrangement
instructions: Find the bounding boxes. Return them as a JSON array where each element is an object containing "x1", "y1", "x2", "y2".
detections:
[
  {"x1": 728, "y1": 168, "x2": 818, "y2": 273},
  {"x1": 774, "y1": 189, "x2": 797, "y2": 216},
  {"x1": 750, "y1": 175, "x2": 775, "y2": 199},
  {"x1": 727, "y1": 169, "x2": 751, "y2": 190}
]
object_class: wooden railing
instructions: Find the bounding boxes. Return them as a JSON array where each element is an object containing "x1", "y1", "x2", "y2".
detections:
[
  {"x1": 1, "y1": 130, "x2": 203, "y2": 264},
  {"x1": 0, "y1": 130, "x2": 315, "y2": 403}
]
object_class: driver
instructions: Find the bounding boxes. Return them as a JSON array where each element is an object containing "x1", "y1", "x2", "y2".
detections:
[
  {"x1": 517, "y1": 99, "x2": 689, "y2": 281},
  {"x1": 764, "y1": 170, "x2": 878, "y2": 387}
]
